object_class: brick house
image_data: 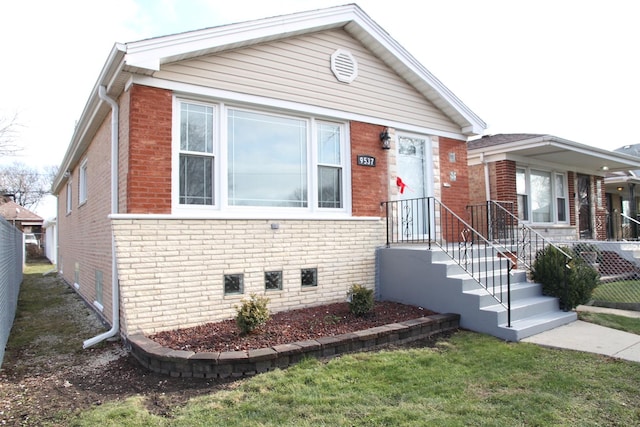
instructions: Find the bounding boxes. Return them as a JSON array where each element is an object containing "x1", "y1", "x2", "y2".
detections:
[
  {"x1": 51, "y1": 4, "x2": 486, "y2": 345},
  {"x1": 467, "y1": 134, "x2": 640, "y2": 241}
]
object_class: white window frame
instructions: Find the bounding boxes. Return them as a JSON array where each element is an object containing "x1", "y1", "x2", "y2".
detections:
[
  {"x1": 517, "y1": 166, "x2": 568, "y2": 224},
  {"x1": 171, "y1": 97, "x2": 351, "y2": 217},
  {"x1": 79, "y1": 159, "x2": 88, "y2": 205},
  {"x1": 66, "y1": 180, "x2": 72, "y2": 214}
]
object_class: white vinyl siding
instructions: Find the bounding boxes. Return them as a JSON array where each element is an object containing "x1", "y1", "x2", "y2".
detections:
[{"x1": 157, "y1": 29, "x2": 459, "y2": 134}]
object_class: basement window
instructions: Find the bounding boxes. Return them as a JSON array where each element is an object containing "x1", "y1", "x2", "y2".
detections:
[{"x1": 224, "y1": 273, "x2": 244, "y2": 295}]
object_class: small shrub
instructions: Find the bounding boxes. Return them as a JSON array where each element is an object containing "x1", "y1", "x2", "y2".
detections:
[
  {"x1": 531, "y1": 245, "x2": 600, "y2": 310},
  {"x1": 347, "y1": 284, "x2": 374, "y2": 316},
  {"x1": 235, "y1": 294, "x2": 270, "y2": 335}
]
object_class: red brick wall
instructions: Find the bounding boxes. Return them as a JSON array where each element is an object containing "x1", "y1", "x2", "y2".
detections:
[
  {"x1": 350, "y1": 121, "x2": 389, "y2": 217},
  {"x1": 127, "y1": 85, "x2": 173, "y2": 213},
  {"x1": 468, "y1": 164, "x2": 486, "y2": 206},
  {"x1": 57, "y1": 115, "x2": 114, "y2": 325},
  {"x1": 439, "y1": 137, "x2": 470, "y2": 223},
  {"x1": 495, "y1": 160, "x2": 516, "y2": 204}
]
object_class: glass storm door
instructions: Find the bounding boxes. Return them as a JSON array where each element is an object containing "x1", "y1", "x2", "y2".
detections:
[
  {"x1": 578, "y1": 174, "x2": 592, "y2": 239},
  {"x1": 396, "y1": 135, "x2": 433, "y2": 240}
]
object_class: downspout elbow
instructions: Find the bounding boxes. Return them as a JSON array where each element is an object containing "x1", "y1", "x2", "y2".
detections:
[{"x1": 83, "y1": 86, "x2": 120, "y2": 349}]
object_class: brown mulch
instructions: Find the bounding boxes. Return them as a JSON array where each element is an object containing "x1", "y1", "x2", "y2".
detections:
[{"x1": 151, "y1": 301, "x2": 434, "y2": 353}]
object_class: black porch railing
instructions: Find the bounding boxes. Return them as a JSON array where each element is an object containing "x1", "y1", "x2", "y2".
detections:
[
  {"x1": 467, "y1": 201, "x2": 572, "y2": 309},
  {"x1": 382, "y1": 197, "x2": 514, "y2": 327}
]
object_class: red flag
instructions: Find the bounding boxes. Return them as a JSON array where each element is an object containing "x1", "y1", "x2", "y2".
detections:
[{"x1": 396, "y1": 177, "x2": 407, "y2": 194}]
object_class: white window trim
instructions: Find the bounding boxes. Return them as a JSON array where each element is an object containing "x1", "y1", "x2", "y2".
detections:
[
  {"x1": 79, "y1": 159, "x2": 88, "y2": 206},
  {"x1": 517, "y1": 166, "x2": 569, "y2": 225},
  {"x1": 66, "y1": 181, "x2": 73, "y2": 214},
  {"x1": 171, "y1": 97, "x2": 352, "y2": 218}
]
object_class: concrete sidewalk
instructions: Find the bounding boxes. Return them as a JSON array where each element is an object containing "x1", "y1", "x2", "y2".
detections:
[{"x1": 522, "y1": 306, "x2": 640, "y2": 363}]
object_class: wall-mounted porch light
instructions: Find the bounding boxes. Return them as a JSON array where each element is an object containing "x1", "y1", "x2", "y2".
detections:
[{"x1": 380, "y1": 127, "x2": 391, "y2": 149}]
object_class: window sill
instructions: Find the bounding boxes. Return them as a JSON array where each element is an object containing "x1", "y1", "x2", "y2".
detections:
[{"x1": 111, "y1": 212, "x2": 381, "y2": 221}]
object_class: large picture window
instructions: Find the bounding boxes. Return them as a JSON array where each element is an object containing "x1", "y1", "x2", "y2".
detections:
[
  {"x1": 517, "y1": 167, "x2": 568, "y2": 224},
  {"x1": 175, "y1": 99, "x2": 348, "y2": 214},
  {"x1": 228, "y1": 109, "x2": 307, "y2": 207}
]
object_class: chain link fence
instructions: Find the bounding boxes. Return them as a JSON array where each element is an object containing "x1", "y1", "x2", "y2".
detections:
[
  {"x1": 550, "y1": 240, "x2": 640, "y2": 311},
  {"x1": 0, "y1": 217, "x2": 23, "y2": 368}
]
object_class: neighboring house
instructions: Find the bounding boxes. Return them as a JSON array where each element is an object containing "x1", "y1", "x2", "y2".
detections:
[
  {"x1": 51, "y1": 4, "x2": 486, "y2": 344},
  {"x1": 605, "y1": 143, "x2": 640, "y2": 240},
  {"x1": 0, "y1": 197, "x2": 44, "y2": 238},
  {"x1": 467, "y1": 134, "x2": 640, "y2": 241},
  {"x1": 43, "y1": 218, "x2": 57, "y2": 265}
]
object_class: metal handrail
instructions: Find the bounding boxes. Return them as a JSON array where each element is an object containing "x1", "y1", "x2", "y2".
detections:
[
  {"x1": 467, "y1": 200, "x2": 573, "y2": 310},
  {"x1": 621, "y1": 212, "x2": 640, "y2": 227},
  {"x1": 382, "y1": 197, "x2": 513, "y2": 327}
]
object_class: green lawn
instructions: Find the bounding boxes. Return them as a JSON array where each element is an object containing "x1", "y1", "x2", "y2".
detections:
[
  {"x1": 592, "y1": 280, "x2": 640, "y2": 304},
  {"x1": 578, "y1": 311, "x2": 640, "y2": 335},
  {"x1": 72, "y1": 331, "x2": 640, "y2": 427}
]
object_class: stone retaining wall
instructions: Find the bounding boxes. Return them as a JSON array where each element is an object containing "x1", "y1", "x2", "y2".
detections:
[{"x1": 126, "y1": 313, "x2": 460, "y2": 378}]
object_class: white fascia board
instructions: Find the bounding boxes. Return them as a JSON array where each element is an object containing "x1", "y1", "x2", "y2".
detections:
[{"x1": 124, "y1": 5, "x2": 358, "y2": 71}]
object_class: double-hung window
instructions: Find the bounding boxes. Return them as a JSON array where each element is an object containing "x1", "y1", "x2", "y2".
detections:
[
  {"x1": 517, "y1": 167, "x2": 568, "y2": 223},
  {"x1": 317, "y1": 122, "x2": 343, "y2": 208},
  {"x1": 179, "y1": 103, "x2": 215, "y2": 205},
  {"x1": 176, "y1": 99, "x2": 348, "y2": 214}
]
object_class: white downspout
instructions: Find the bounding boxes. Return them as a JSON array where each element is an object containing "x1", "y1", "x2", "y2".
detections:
[{"x1": 83, "y1": 85, "x2": 119, "y2": 348}]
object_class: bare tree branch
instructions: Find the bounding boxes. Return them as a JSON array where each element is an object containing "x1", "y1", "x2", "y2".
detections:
[
  {"x1": 0, "y1": 112, "x2": 23, "y2": 156},
  {"x1": 0, "y1": 162, "x2": 54, "y2": 208}
]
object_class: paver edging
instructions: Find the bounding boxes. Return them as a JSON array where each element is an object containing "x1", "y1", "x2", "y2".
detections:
[{"x1": 126, "y1": 312, "x2": 460, "y2": 378}]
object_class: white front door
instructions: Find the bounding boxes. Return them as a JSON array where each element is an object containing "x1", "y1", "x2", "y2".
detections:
[{"x1": 395, "y1": 134, "x2": 434, "y2": 240}]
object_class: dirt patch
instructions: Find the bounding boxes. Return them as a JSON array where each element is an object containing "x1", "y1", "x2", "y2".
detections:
[{"x1": 0, "y1": 262, "x2": 441, "y2": 425}]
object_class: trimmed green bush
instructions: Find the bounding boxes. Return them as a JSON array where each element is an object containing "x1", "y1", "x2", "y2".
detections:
[
  {"x1": 531, "y1": 245, "x2": 599, "y2": 310},
  {"x1": 236, "y1": 294, "x2": 270, "y2": 335},
  {"x1": 347, "y1": 284, "x2": 374, "y2": 316}
]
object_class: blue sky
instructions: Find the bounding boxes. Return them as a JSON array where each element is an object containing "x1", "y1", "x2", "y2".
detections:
[{"x1": 2, "y1": 0, "x2": 640, "y2": 216}]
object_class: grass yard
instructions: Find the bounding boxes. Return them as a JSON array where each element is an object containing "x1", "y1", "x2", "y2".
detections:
[
  {"x1": 578, "y1": 311, "x2": 640, "y2": 335},
  {"x1": 72, "y1": 331, "x2": 640, "y2": 427},
  {"x1": 592, "y1": 280, "x2": 640, "y2": 304}
]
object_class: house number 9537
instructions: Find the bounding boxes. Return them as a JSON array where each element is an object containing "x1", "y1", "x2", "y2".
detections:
[{"x1": 357, "y1": 155, "x2": 376, "y2": 167}]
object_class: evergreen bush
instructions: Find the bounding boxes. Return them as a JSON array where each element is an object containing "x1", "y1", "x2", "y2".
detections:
[
  {"x1": 531, "y1": 245, "x2": 599, "y2": 310},
  {"x1": 347, "y1": 284, "x2": 374, "y2": 316},
  {"x1": 235, "y1": 294, "x2": 270, "y2": 335}
]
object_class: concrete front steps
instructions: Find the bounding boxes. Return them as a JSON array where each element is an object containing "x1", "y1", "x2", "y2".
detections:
[{"x1": 377, "y1": 246, "x2": 576, "y2": 342}]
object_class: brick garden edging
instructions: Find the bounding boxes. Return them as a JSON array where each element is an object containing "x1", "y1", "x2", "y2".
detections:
[{"x1": 126, "y1": 313, "x2": 460, "y2": 378}]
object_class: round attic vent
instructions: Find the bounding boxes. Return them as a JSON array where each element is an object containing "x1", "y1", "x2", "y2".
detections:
[{"x1": 331, "y1": 49, "x2": 358, "y2": 83}]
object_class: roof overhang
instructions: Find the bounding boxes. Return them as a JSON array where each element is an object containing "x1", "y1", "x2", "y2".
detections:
[
  {"x1": 53, "y1": 4, "x2": 486, "y2": 193},
  {"x1": 468, "y1": 135, "x2": 640, "y2": 175}
]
